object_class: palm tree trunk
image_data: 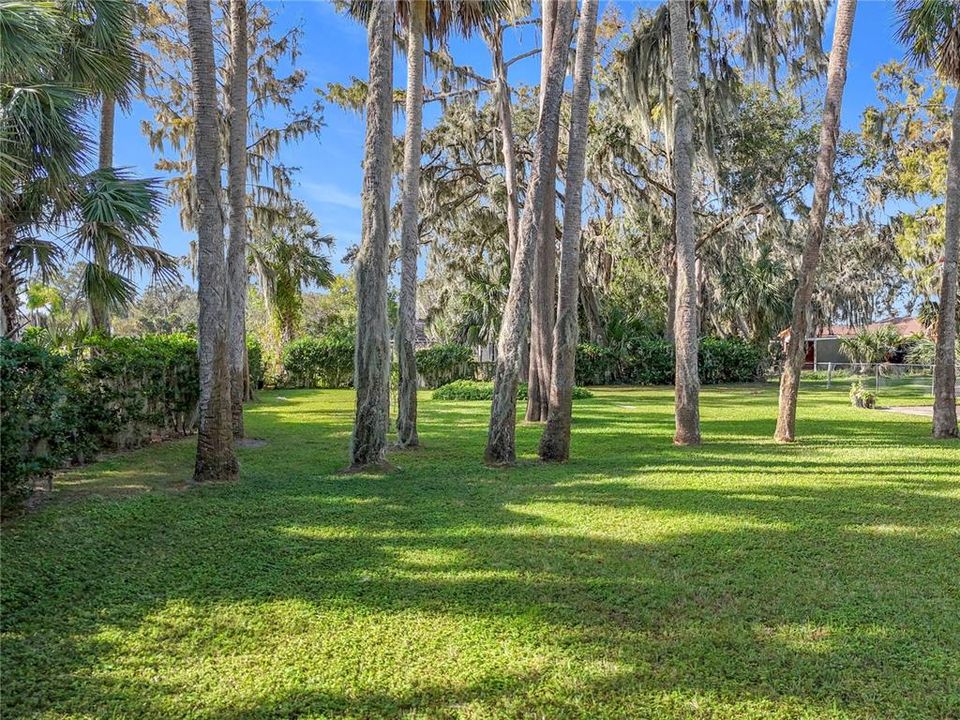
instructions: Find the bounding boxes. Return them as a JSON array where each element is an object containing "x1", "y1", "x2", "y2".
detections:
[
  {"x1": 351, "y1": 0, "x2": 395, "y2": 468},
  {"x1": 527, "y1": 0, "x2": 559, "y2": 423},
  {"x1": 486, "y1": 23, "x2": 519, "y2": 263},
  {"x1": 485, "y1": 0, "x2": 575, "y2": 465},
  {"x1": 774, "y1": 0, "x2": 856, "y2": 443},
  {"x1": 226, "y1": 0, "x2": 248, "y2": 439},
  {"x1": 98, "y1": 94, "x2": 115, "y2": 169},
  {"x1": 932, "y1": 89, "x2": 960, "y2": 438},
  {"x1": 186, "y1": 0, "x2": 238, "y2": 483},
  {"x1": 539, "y1": 0, "x2": 599, "y2": 462},
  {"x1": 396, "y1": 5, "x2": 425, "y2": 450},
  {"x1": 669, "y1": 0, "x2": 700, "y2": 446},
  {"x1": 90, "y1": 93, "x2": 116, "y2": 334},
  {"x1": 1, "y1": 217, "x2": 18, "y2": 338}
]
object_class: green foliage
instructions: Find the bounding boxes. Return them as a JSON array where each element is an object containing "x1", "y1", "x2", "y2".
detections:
[
  {"x1": 849, "y1": 380, "x2": 878, "y2": 409},
  {"x1": 415, "y1": 343, "x2": 474, "y2": 389},
  {"x1": 839, "y1": 326, "x2": 912, "y2": 363},
  {"x1": 698, "y1": 338, "x2": 766, "y2": 384},
  {"x1": 0, "y1": 334, "x2": 200, "y2": 513},
  {"x1": 433, "y1": 380, "x2": 593, "y2": 402},
  {"x1": 246, "y1": 336, "x2": 265, "y2": 390},
  {"x1": 575, "y1": 338, "x2": 763, "y2": 386},
  {"x1": 3, "y1": 386, "x2": 957, "y2": 719},
  {"x1": 905, "y1": 333, "x2": 960, "y2": 364},
  {"x1": 0, "y1": 340, "x2": 71, "y2": 511},
  {"x1": 282, "y1": 334, "x2": 354, "y2": 388}
]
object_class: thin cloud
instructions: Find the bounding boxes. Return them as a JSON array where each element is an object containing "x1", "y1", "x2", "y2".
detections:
[{"x1": 302, "y1": 181, "x2": 362, "y2": 210}]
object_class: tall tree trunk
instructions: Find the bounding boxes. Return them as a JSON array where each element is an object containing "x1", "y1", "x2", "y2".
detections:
[
  {"x1": 932, "y1": 90, "x2": 960, "y2": 438},
  {"x1": 90, "y1": 94, "x2": 117, "y2": 334},
  {"x1": 774, "y1": 0, "x2": 856, "y2": 443},
  {"x1": 486, "y1": 23, "x2": 520, "y2": 263},
  {"x1": 186, "y1": 0, "x2": 238, "y2": 483},
  {"x1": 527, "y1": 0, "x2": 560, "y2": 422},
  {"x1": 540, "y1": 0, "x2": 599, "y2": 462},
  {"x1": 669, "y1": 0, "x2": 700, "y2": 446},
  {"x1": 0, "y1": 217, "x2": 17, "y2": 338},
  {"x1": 226, "y1": 0, "x2": 248, "y2": 439},
  {"x1": 664, "y1": 235, "x2": 677, "y2": 342},
  {"x1": 351, "y1": 0, "x2": 395, "y2": 468},
  {"x1": 485, "y1": 0, "x2": 575, "y2": 465},
  {"x1": 98, "y1": 94, "x2": 115, "y2": 169},
  {"x1": 396, "y1": 4, "x2": 425, "y2": 450}
]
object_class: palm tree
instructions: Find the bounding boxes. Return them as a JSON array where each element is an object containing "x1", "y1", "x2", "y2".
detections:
[
  {"x1": 528, "y1": 0, "x2": 558, "y2": 423},
  {"x1": 185, "y1": 0, "x2": 239, "y2": 482},
  {"x1": 249, "y1": 202, "x2": 334, "y2": 347},
  {"x1": 0, "y1": 0, "x2": 173, "y2": 338},
  {"x1": 485, "y1": 0, "x2": 575, "y2": 465},
  {"x1": 668, "y1": 0, "x2": 700, "y2": 445},
  {"x1": 539, "y1": 0, "x2": 599, "y2": 461},
  {"x1": 395, "y1": 0, "x2": 504, "y2": 449},
  {"x1": 775, "y1": 0, "x2": 857, "y2": 443},
  {"x1": 351, "y1": 0, "x2": 395, "y2": 469},
  {"x1": 396, "y1": 0, "x2": 427, "y2": 450},
  {"x1": 895, "y1": 0, "x2": 959, "y2": 438},
  {"x1": 226, "y1": 0, "x2": 249, "y2": 438}
]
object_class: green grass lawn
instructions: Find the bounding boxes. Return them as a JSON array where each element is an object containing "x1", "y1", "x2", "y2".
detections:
[{"x1": 3, "y1": 385, "x2": 959, "y2": 719}]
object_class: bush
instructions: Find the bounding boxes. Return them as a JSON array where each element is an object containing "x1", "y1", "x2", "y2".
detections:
[
  {"x1": 415, "y1": 343, "x2": 474, "y2": 388},
  {"x1": 698, "y1": 337, "x2": 765, "y2": 384},
  {"x1": 575, "y1": 337, "x2": 762, "y2": 386},
  {"x1": 282, "y1": 334, "x2": 353, "y2": 388},
  {"x1": 433, "y1": 380, "x2": 593, "y2": 402},
  {"x1": 849, "y1": 380, "x2": 877, "y2": 409},
  {"x1": 1, "y1": 340, "x2": 72, "y2": 510},
  {"x1": 1, "y1": 334, "x2": 201, "y2": 514},
  {"x1": 247, "y1": 335, "x2": 265, "y2": 390}
]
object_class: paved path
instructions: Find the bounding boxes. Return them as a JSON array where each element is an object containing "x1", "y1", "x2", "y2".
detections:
[{"x1": 880, "y1": 405, "x2": 934, "y2": 417}]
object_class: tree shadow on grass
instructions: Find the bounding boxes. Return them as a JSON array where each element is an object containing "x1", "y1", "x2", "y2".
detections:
[{"x1": 2, "y1": 388, "x2": 959, "y2": 718}]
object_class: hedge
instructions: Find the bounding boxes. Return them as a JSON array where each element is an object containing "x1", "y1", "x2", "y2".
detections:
[
  {"x1": 1, "y1": 334, "x2": 200, "y2": 514},
  {"x1": 415, "y1": 343, "x2": 474, "y2": 388},
  {"x1": 282, "y1": 335, "x2": 353, "y2": 388},
  {"x1": 433, "y1": 380, "x2": 593, "y2": 402},
  {"x1": 575, "y1": 337, "x2": 763, "y2": 386}
]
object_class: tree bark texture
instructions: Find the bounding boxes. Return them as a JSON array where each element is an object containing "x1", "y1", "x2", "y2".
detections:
[
  {"x1": 669, "y1": 0, "x2": 700, "y2": 446},
  {"x1": 90, "y1": 93, "x2": 116, "y2": 334},
  {"x1": 527, "y1": 0, "x2": 559, "y2": 422},
  {"x1": 351, "y1": 0, "x2": 395, "y2": 468},
  {"x1": 98, "y1": 94, "x2": 115, "y2": 169},
  {"x1": 485, "y1": 0, "x2": 575, "y2": 465},
  {"x1": 396, "y1": 5, "x2": 425, "y2": 449},
  {"x1": 932, "y1": 90, "x2": 960, "y2": 438},
  {"x1": 186, "y1": 0, "x2": 238, "y2": 482},
  {"x1": 540, "y1": 0, "x2": 599, "y2": 462},
  {"x1": 1, "y1": 218, "x2": 18, "y2": 338},
  {"x1": 226, "y1": 0, "x2": 248, "y2": 438},
  {"x1": 486, "y1": 23, "x2": 520, "y2": 264},
  {"x1": 775, "y1": 0, "x2": 856, "y2": 442}
]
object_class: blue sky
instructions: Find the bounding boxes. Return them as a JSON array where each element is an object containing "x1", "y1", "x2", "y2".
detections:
[{"x1": 111, "y1": 0, "x2": 918, "y2": 282}]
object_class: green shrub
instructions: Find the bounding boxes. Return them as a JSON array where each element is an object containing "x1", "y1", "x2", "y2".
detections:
[
  {"x1": 246, "y1": 336, "x2": 265, "y2": 390},
  {"x1": 849, "y1": 380, "x2": 878, "y2": 409},
  {"x1": 282, "y1": 334, "x2": 353, "y2": 388},
  {"x1": 0, "y1": 334, "x2": 200, "y2": 514},
  {"x1": 433, "y1": 380, "x2": 593, "y2": 402},
  {"x1": 575, "y1": 337, "x2": 762, "y2": 386},
  {"x1": 699, "y1": 337, "x2": 765, "y2": 384},
  {"x1": 1, "y1": 340, "x2": 72, "y2": 511},
  {"x1": 415, "y1": 343, "x2": 474, "y2": 388}
]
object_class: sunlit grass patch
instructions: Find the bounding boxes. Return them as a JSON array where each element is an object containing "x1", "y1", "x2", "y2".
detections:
[{"x1": 2, "y1": 384, "x2": 958, "y2": 719}]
